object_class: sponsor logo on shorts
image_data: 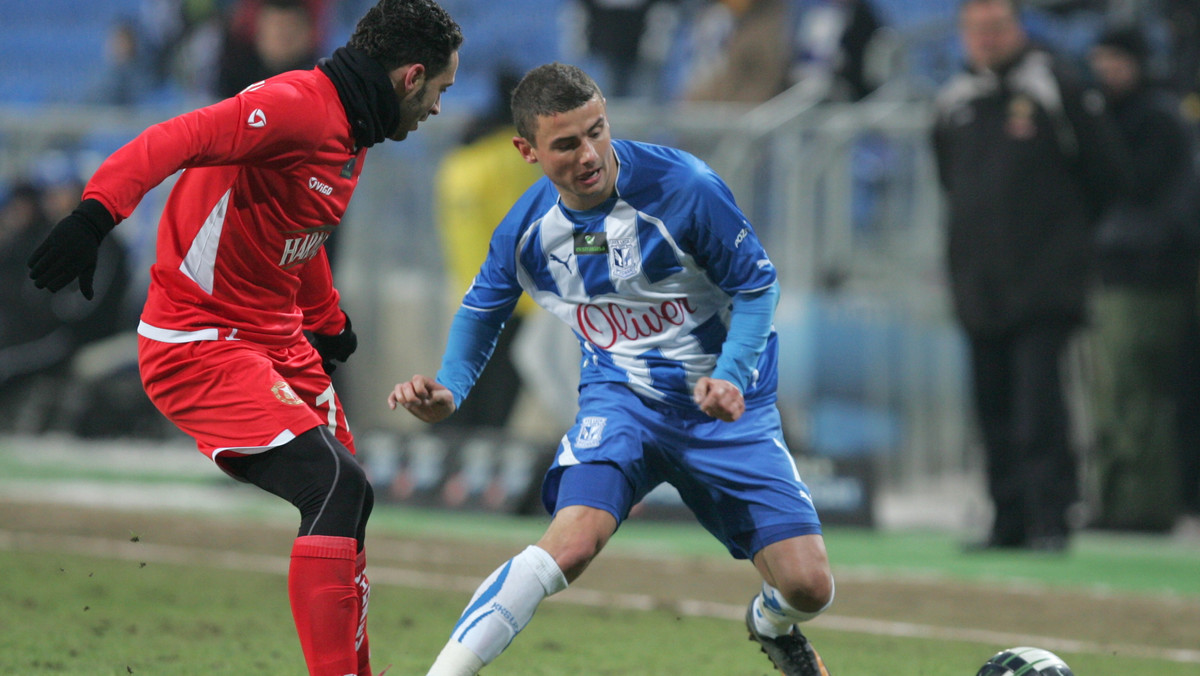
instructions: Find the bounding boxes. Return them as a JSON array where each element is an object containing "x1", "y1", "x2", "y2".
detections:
[
  {"x1": 271, "y1": 381, "x2": 305, "y2": 406},
  {"x1": 576, "y1": 416, "x2": 607, "y2": 448}
]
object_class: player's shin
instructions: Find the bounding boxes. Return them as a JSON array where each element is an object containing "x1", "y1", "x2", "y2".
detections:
[
  {"x1": 289, "y1": 535, "x2": 360, "y2": 675},
  {"x1": 426, "y1": 545, "x2": 567, "y2": 676}
]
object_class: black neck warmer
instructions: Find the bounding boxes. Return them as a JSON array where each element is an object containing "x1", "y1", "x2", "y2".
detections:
[{"x1": 318, "y1": 46, "x2": 400, "y2": 149}]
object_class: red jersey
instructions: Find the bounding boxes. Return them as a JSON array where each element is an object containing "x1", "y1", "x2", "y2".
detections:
[{"x1": 83, "y1": 67, "x2": 364, "y2": 346}]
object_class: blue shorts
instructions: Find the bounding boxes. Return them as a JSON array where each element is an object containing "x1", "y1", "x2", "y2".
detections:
[{"x1": 543, "y1": 383, "x2": 822, "y2": 560}]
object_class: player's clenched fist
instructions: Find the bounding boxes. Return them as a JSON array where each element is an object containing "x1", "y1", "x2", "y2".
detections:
[
  {"x1": 693, "y1": 376, "x2": 745, "y2": 422},
  {"x1": 388, "y1": 373, "x2": 456, "y2": 423}
]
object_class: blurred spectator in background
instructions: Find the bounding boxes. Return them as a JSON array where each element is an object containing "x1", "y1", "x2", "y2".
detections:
[
  {"x1": 433, "y1": 69, "x2": 543, "y2": 433},
  {"x1": 138, "y1": 0, "x2": 226, "y2": 101},
  {"x1": 37, "y1": 171, "x2": 89, "y2": 225},
  {"x1": 1086, "y1": 25, "x2": 1200, "y2": 533},
  {"x1": 573, "y1": 0, "x2": 678, "y2": 99},
  {"x1": 216, "y1": 0, "x2": 322, "y2": 99},
  {"x1": 0, "y1": 180, "x2": 130, "y2": 434},
  {"x1": 85, "y1": 18, "x2": 156, "y2": 106},
  {"x1": 1177, "y1": 303, "x2": 1200, "y2": 534},
  {"x1": 932, "y1": 0, "x2": 1125, "y2": 552},
  {"x1": 792, "y1": 0, "x2": 886, "y2": 102},
  {"x1": 682, "y1": 0, "x2": 794, "y2": 103},
  {"x1": 1163, "y1": 0, "x2": 1200, "y2": 121},
  {"x1": 226, "y1": 0, "x2": 332, "y2": 49}
]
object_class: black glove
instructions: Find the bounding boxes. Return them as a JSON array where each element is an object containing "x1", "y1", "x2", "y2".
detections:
[
  {"x1": 27, "y1": 199, "x2": 116, "y2": 300},
  {"x1": 311, "y1": 313, "x2": 358, "y2": 374}
]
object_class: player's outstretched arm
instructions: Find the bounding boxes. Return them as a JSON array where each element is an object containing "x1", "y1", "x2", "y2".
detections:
[
  {"x1": 693, "y1": 376, "x2": 745, "y2": 423},
  {"x1": 388, "y1": 374, "x2": 456, "y2": 423}
]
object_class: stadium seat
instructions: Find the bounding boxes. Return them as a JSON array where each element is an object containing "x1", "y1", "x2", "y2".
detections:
[{"x1": 776, "y1": 291, "x2": 967, "y2": 458}]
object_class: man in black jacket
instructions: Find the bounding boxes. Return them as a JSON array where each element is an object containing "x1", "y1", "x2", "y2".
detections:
[
  {"x1": 932, "y1": 0, "x2": 1126, "y2": 551},
  {"x1": 1087, "y1": 25, "x2": 1200, "y2": 533}
]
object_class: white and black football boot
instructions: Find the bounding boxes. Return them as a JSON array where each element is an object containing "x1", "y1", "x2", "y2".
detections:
[{"x1": 745, "y1": 600, "x2": 830, "y2": 676}]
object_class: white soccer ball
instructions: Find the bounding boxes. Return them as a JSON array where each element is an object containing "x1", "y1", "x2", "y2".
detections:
[{"x1": 976, "y1": 647, "x2": 1075, "y2": 676}]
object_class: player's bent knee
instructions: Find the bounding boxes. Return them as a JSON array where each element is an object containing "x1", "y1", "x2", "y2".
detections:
[
  {"x1": 225, "y1": 426, "x2": 370, "y2": 539},
  {"x1": 360, "y1": 475, "x2": 375, "y2": 518},
  {"x1": 780, "y1": 568, "x2": 834, "y2": 613},
  {"x1": 757, "y1": 533, "x2": 833, "y2": 611},
  {"x1": 336, "y1": 448, "x2": 369, "y2": 496}
]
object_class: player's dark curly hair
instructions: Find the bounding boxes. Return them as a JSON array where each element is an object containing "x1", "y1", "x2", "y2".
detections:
[
  {"x1": 348, "y1": 0, "x2": 463, "y2": 76},
  {"x1": 511, "y1": 63, "x2": 604, "y2": 144},
  {"x1": 959, "y1": 0, "x2": 1021, "y2": 14}
]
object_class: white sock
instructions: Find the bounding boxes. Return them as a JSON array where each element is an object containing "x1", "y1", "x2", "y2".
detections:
[
  {"x1": 425, "y1": 641, "x2": 483, "y2": 676},
  {"x1": 427, "y1": 545, "x2": 567, "y2": 675},
  {"x1": 751, "y1": 579, "x2": 835, "y2": 638}
]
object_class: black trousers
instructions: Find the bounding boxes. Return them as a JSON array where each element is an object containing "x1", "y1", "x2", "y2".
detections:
[
  {"x1": 968, "y1": 322, "x2": 1079, "y2": 543},
  {"x1": 1176, "y1": 308, "x2": 1200, "y2": 515}
]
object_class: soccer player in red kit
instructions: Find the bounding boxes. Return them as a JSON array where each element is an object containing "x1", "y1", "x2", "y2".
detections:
[{"x1": 26, "y1": 1, "x2": 462, "y2": 674}]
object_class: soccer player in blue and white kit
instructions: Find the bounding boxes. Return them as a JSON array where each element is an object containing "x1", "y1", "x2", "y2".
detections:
[{"x1": 389, "y1": 63, "x2": 834, "y2": 676}]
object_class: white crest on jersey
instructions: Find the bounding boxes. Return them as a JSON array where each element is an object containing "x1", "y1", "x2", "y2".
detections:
[
  {"x1": 247, "y1": 108, "x2": 267, "y2": 128},
  {"x1": 608, "y1": 236, "x2": 640, "y2": 279}
]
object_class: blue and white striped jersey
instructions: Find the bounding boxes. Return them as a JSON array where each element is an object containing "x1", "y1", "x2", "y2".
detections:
[{"x1": 460, "y1": 139, "x2": 779, "y2": 409}]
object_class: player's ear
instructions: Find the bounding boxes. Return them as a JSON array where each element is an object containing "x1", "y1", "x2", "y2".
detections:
[
  {"x1": 404, "y1": 64, "x2": 426, "y2": 92},
  {"x1": 513, "y1": 136, "x2": 538, "y2": 164},
  {"x1": 388, "y1": 64, "x2": 425, "y2": 94}
]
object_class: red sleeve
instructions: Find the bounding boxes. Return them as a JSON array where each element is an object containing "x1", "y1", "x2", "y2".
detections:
[
  {"x1": 297, "y1": 247, "x2": 345, "y2": 334},
  {"x1": 82, "y1": 77, "x2": 326, "y2": 223}
]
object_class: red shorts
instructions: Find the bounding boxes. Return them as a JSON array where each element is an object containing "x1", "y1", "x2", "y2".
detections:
[{"x1": 138, "y1": 336, "x2": 355, "y2": 464}]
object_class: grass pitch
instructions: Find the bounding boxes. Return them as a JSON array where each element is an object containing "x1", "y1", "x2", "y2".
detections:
[
  {"x1": 2, "y1": 501, "x2": 1198, "y2": 676},
  {"x1": 6, "y1": 546, "x2": 1197, "y2": 676},
  {"x1": 1, "y1": 436, "x2": 1198, "y2": 675}
]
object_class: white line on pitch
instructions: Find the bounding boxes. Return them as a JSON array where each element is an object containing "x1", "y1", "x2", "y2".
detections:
[{"x1": 3, "y1": 530, "x2": 1198, "y2": 665}]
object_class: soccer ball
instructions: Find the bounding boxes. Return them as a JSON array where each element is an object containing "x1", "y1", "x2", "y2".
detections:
[{"x1": 976, "y1": 647, "x2": 1075, "y2": 676}]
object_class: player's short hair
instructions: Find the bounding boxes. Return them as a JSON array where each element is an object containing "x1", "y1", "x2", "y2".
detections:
[
  {"x1": 511, "y1": 63, "x2": 604, "y2": 144},
  {"x1": 348, "y1": 0, "x2": 463, "y2": 77}
]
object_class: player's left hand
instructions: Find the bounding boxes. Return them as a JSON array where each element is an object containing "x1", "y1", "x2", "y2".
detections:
[
  {"x1": 693, "y1": 377, "x2": 745, "y2": 422},
  {"x1": 311, "y1": 313, "x2": 357, "y2": 374}
]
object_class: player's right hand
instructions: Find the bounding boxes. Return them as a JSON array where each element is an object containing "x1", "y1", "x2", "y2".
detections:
[
  {"x1": 27, "y1": 199, "x2": 116, "y2": 300},
  {"x1": 693, "y1": 376, "x2": 745, "y2": 422},
  {"x1": 388, "y1": 374, "x2": 456, "y2": 423},
  {"x1": 312, "y1": 313, "x2": 358, "y2": 374}
]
